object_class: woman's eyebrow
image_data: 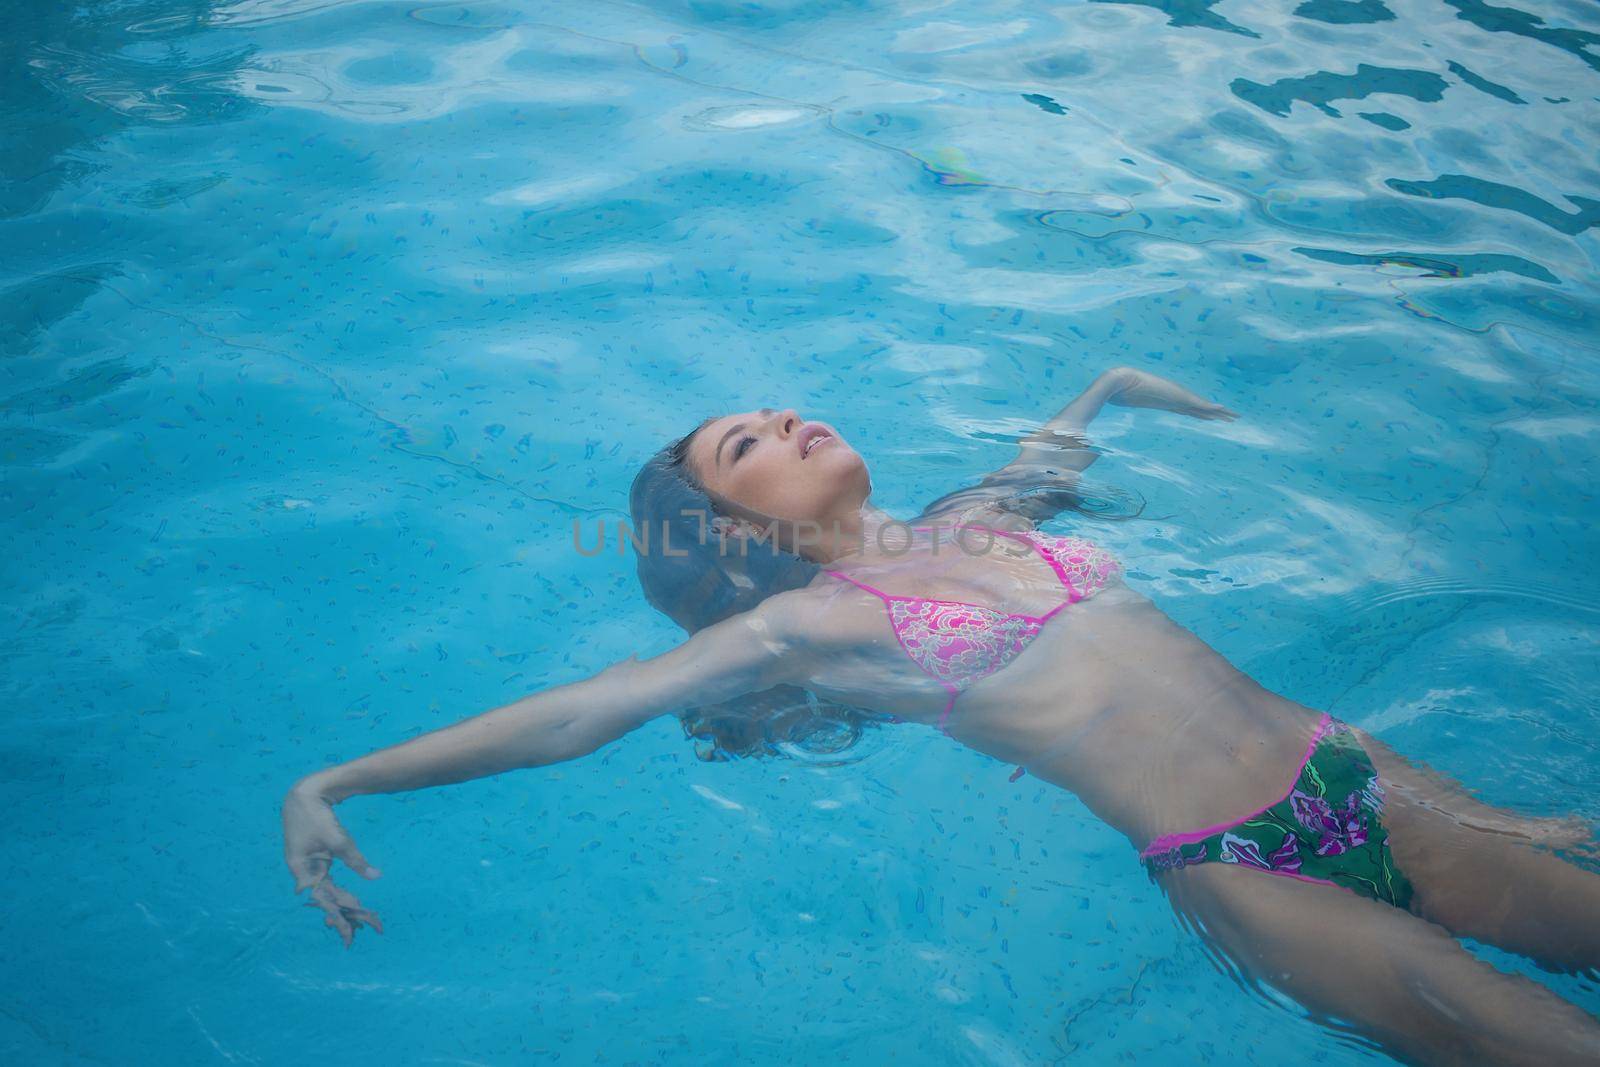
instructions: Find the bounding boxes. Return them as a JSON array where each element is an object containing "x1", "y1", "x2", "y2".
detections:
[
  {"x1": 714, "y1": 409, "x2": 776, "y2": 467},
  {"x1": 714, "y1": 423, "x2": 746, "y2": 467}
]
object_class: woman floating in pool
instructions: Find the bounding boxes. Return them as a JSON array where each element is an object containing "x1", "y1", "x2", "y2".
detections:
[{"x1": 283, "y1": 367, "x2": 1600, "y2": 1066}]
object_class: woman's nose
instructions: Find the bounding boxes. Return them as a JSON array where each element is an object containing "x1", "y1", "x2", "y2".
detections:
[{"x1": 773, "y1": 408, "x2": 801, "y2": 436}]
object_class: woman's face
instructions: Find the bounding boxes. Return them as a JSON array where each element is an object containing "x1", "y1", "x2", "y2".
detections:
[{"x1": 686, "y1": 408, "x2": 870, "y2": 526}]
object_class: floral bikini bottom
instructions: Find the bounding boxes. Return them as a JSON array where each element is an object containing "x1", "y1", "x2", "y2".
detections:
[{"x1": 1139, "y1": 714, "x2": 1416, "y2": 909}]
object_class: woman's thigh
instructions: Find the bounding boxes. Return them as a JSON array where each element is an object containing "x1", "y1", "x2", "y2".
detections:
[
  {"x1": 1160, "y1": 862, "x2": 1600, "y2": 1067},
  {"x1": 1353, "y1": 727, "x2": 1600, "y2": 973}
]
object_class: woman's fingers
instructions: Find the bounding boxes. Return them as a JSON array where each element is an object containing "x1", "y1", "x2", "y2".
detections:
[
  {"x1": 343, "y1": 906, "x2": 385, "y2": 935},
  {"x1": 308, "y1": 897, "x2": 355, "y2": 947},
  {"x1": 332, "y1": 837, "x2": 382, "y2": 881},
  {"x1": 1536, "y1": 815, "x2": 1598, "y2": 855},
  {"x1": 1549, "y1": 833, "x2": 1600, "y2": 861},
  {"x1": 338, "y1": 903, "x2": 385, "y2": 936},
  {"x1": 285, "y1": 789, "x2": 384, "y2": 944},
  {"x1": 325, "y1": 881, "x2": 385, "y2": 935},
  {"x1": 1183, "y1": 400, "x2": 1238, "y2": 420},
  {"x1": 287, "y1": 854, "x2": 316, "y2": 893},
  {"x1": 309, "y1": 895, "x2": 349, "y2": 946},
  {"x1": 288, "y1": 850, "x2": 331, "y2": 894},
  {"x1": 309, "y1": 878, "x2": 383, "y2": 946}
]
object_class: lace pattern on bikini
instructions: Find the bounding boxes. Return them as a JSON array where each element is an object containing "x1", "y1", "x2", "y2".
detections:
[
  {"x1": 823, "y1": 525, "x2": 1122, "y2": 734},
  {"x1": 1027, "y1": 534, "x2": 1121, "y2": 600},
  {"x1": 884, "y1": 599, "x2": 1043, "y2": 693}
]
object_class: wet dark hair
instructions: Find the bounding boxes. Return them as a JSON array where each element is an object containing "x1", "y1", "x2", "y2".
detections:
[{"x1": 628, "y1": 422, "x2": 880, "y2": 761}]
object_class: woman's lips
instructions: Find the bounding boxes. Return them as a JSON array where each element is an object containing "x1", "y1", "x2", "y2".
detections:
[{"x1": 798, "y1": 425, "x2": 835, "y2": 458}]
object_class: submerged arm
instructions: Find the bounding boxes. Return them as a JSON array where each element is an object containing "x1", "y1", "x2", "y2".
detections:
[
  {"x1": 282, "y1": 597, "x2": 804, "y2": 943},
  {"x1": 916, "y1": 366, "x2": 1237, "y2": 530}
]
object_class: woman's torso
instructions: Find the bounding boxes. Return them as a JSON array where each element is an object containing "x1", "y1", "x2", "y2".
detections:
[{"x1": 792, "y1": 524, "x2": 1325, "y2": 846}]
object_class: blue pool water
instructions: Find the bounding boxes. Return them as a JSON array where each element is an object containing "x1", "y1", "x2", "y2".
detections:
[{"x1": 4, "y1": 0, "x2": 1599, "y2": 1062}]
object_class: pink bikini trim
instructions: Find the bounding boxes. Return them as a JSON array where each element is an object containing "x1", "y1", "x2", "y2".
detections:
[
  {"x1": 824, "y1": 523, "x2": 1121, "y2": 734},
  {"x1": 1139, "y1": 713, "x2": 1338, "y2": 858}
]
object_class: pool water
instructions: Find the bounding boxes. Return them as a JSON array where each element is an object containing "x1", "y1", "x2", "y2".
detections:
[{"x1": 4, "y1": 0, "x2": 1598, "y2": 1062}]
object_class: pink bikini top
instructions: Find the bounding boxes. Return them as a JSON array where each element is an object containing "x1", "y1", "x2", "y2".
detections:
[{"x1": 824, "y1": 523, "x2": 1122, "y2": 734}]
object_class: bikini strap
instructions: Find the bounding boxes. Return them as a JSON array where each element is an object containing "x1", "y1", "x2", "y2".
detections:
[
  {"x1": 824, "y1": 567, "x2": 960, "y2": 735},
  {"x1": 829, "y1": 524, "x2": 1079, "y2": 601},
  {"x1": 955, "y1": 523, "x2": 1081, "y2": 600},
  {"x1": 822, "y1": 569, "x2": 895, "y2": 602},
  {"x1": 826, "y1": 525, "x2": 1041, "y2": 600}
]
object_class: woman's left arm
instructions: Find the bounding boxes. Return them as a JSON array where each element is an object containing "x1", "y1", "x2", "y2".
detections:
[
  {"x1": 914, "y1": 367, "x2": 1238, "y2": 529},
  {"x1": 282, "y1": 593, "x2": 813, "y2": 944}
]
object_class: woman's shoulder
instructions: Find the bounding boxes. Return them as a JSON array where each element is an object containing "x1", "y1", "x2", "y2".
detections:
[
  {"x1": 911, "y1": 502, "x2": 1036, "y2": 535},
  {"x1": 1030, "y1": 529, "x2": 1115, "y2": 554},
  {"x1": 753, "y1": 575, "x2": 894, "y2": 652}
]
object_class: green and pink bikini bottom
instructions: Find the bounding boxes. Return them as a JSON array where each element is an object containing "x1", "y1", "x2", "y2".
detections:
[{"x1": 1139, "y1": 714, "x2": 1415, "y2": 909}]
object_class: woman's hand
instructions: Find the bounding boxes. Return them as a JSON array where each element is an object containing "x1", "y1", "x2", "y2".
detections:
[
  {"x1": 1104, "y1": 367, "x2": 1238, "y2": 421},
  {"x1": 282, "y1": 776, "x2": 385, "y2": 947}
]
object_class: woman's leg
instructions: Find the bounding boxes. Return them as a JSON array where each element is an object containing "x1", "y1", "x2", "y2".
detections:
[
  {"x1": 1352, "y1": 727, "x2": 1600, "y2": 973},
  {"x1": 1162, "y1": 863, "x2": 1600, "y2": 1066}
]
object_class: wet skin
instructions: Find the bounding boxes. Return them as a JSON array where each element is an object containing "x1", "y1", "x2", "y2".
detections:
[
  {"x1": 786, "y1": 535, "x2": 1600, "y2": 1066},
  {"x1": 287, "y1": 374, "x2": 1600, "y2": 1065},
  {"x1": 678, "y1": 392, "x2": 1600, "y2": 1066}
]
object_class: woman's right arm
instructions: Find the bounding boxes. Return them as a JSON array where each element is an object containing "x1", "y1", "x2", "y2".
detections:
[
  {"x1": 914, "y1": 367, "x2": 1238, "y2": 529},
  {"x1": 282, "y1": 595, "x2": 806, "y2": 944}
]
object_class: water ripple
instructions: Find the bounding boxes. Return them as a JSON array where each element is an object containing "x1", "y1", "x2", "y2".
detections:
[{"x1": 3, "y1": 0, "x2": 1598, "y2": 1062}]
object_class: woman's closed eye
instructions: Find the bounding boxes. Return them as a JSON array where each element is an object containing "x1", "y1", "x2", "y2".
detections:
[{"x1": 734, "y1": 435, "x2": 757, "y2": 462}]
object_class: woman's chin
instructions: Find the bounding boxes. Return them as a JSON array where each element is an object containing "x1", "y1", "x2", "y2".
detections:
[{"x1": 827, "y1": 445, "x2": 866, "y2": 471}]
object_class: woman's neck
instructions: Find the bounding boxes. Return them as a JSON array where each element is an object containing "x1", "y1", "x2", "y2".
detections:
[{"x1": 804, "y1": 503, "x2": 944, "y2": 567}]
